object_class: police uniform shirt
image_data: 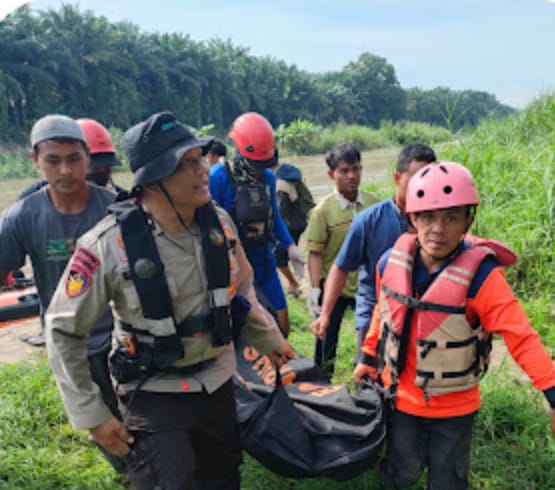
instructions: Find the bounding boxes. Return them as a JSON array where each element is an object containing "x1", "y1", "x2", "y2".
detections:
[{"x1": 45, "y1": 203, "x2": 284, "y2": 430}]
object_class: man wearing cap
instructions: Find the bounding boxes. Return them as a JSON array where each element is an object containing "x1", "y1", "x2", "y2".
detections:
[
  {"x1": 0, "y1": 115, "x2": 124, "y2": 473},
  {"x1": 18, "y1": 117, "x2": 124, "y2": 199},
  {"x1": 0, "y1": 111, "x2": 117, "y2": 373},
  {"x1": 45, "y1": 111, "x2": 296, "y2": 489}
]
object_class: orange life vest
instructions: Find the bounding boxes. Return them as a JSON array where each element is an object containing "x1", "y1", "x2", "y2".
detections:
[{"x1": 378, "y1": 233, "x2": 501, "y2": 397}]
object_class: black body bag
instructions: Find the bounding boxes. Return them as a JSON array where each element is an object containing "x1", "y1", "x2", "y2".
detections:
[{"x1": 233, "y1": 337, "x2": 386, "y2": 481}]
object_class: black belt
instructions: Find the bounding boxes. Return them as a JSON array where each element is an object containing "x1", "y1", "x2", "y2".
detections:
[{"x1": 176, "y1": 312, "x2": 212, "y2": 337}]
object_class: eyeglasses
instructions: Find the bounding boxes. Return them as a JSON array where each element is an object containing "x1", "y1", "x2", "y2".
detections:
[
  {"x1": 177, "y1": 155, "x2": 208, "y2": 171},
  {"x1": 413, "y1": 210, "x2": 467, "y2": 228}
]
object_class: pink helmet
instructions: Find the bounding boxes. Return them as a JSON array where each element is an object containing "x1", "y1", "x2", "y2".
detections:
[{"x1": 406, "y1": 161, "x2": 480, "y2": 213}]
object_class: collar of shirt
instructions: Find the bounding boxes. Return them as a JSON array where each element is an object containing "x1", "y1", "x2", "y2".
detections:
[
  {"x1": 147, "y1": 209, "x2": 200, "y2": 239},
  {"x1": 412, "y1": 241, "x2": 468, "y2": 296},
  {"x1": 335, "y1": 189, "x2": 364, "y2": 210}
]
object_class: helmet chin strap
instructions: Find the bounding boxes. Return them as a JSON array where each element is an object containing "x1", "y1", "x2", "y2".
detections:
[{"x1": 157, "y1": 181, "x2": 191, "y2": 232}]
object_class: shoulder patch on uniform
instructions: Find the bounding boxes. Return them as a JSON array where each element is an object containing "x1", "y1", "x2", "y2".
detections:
[{"x1": 66, "y1": 246, "x2": 100, "y2": 298}]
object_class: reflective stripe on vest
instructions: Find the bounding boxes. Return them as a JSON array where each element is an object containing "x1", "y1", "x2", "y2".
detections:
[{"x1": 379, "y1": 233, "x2": 494, "y2": 397}]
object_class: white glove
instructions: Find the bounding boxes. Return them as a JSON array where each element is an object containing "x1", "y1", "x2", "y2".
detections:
[
  {"x1": 307, "y1": 287, "x2": 322, "y2": 317},
  {"x1": 288, "y1": 245, "x2": 305, "y2": 279}
]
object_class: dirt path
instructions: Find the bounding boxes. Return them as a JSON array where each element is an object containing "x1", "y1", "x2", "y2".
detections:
[
  {"x1": 489, "y1": 339, "x2": 526, "y2": 379},
  {"x1": 0, "y1": 317, "x2": 45, "y2": 363}
]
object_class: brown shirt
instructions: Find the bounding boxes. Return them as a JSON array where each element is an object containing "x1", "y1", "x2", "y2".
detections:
[{"x1": 45, "y1": 203, "x2": 284, "y2": 429}]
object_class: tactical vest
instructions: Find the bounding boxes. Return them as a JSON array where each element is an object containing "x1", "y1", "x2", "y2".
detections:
[
  {"x1": 225, "y1": 161, "x2": 273, "y2": 244},
  {"x1": 378, "y1": 233, "x2": 506, "y2": 398},
  {"x1": 108, "y1": 199, "x2": 232, "y2": 371}
]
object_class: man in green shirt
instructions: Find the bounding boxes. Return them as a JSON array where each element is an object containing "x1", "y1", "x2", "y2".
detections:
[{"x1": 305, "y1": 143, "x2": 377, "y2": 377}]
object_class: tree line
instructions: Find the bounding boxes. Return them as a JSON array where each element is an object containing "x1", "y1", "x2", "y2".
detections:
[{"x1": 0, "y1": 4, "x2": 514, "y2": 144}]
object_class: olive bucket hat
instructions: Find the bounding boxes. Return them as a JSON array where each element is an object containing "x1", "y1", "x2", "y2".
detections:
[{"x1": 121, "y1": 111, "x2": 214, "y2": 187}]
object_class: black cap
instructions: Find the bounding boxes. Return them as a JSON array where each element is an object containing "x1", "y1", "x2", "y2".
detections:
[
  {"x1": 89, "y1": 152, "x2": 121, "y2": 168},
  {"x1": 121, "y1": 111, "x2": 214, "y2": 187}
]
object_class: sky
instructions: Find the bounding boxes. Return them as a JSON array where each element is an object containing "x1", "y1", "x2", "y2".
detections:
[{"x1": 3, "y1": 0, "x2": 555, "y2": 109}]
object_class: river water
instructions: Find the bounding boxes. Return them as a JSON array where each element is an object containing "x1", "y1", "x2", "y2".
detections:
[{"x1": 282, "y1": 147, "x2": 399, "y2": 202}]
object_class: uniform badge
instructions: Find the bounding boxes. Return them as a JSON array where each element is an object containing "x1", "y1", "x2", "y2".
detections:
[
  {"x1": 209, "y1": 228, "x2": 225, "y2": 246},
  {"x1": 66, "y1": 246, "x2": 100, "y2": 298}
]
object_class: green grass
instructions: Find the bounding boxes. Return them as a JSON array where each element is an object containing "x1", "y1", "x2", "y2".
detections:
[
  {"x1": 471, "y1": 372, "x2": 555, "y2": 490},
  {"x1": 0, "y1": 358, "x2": 127, "y2": 489},
  {"x1": 1, "y1": 298, "x2": 554, "y2": 489}
]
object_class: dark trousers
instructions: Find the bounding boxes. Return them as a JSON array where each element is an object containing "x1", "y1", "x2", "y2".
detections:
[
  {"x1": 381, "y1": 410, "x2": 476, "y2": 490},
  {"x1": 88, "y1": 347, "x2": 120, "y2": 418},
  {"x1": 89, "y1": 348, "x2": 128, "y2": 474},
  {"x1": 121, "y1": 379, "x2": 241, "y2": 490},
  {"x1": 314, "y1": 290, "x2": 355, "y2": 377}
]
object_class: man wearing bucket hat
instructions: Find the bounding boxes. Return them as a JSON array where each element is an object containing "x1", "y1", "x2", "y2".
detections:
[
  {"x1": 354, "y1": 161, "x2": 555, "y2": 489},
  {"x1": 45, "y1": 111, "x2": 295, "y2": 490},
  {"x1": 18, "y1": 117, "x2": 124, "y2": 199}
]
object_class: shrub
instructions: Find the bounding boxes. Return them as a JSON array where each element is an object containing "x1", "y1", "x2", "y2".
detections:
[
  {"x1": 0, "y1": 148, "x2": 39, "y2": 179},
  {"x1": 275, "y1": 119, "x2": 321, "y2": 155},
  {"x1": 379, "y1": 120, "x2": 454, "y2": 146}
]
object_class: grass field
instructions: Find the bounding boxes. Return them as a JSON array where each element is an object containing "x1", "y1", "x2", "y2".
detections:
[{"x1": 1, "y1": 296, "x2": 554, "y2": 489}]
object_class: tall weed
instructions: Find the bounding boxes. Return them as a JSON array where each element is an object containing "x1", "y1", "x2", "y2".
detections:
[
  {"x1": 0, "y1": 148, "x2": 39, "y2": 179},
  {"x1": 472, "y1": 370, "x2": 555, "y2": 489},
  {"x1": 441, "y1": 94, "x2": 555, "y2": 302}
]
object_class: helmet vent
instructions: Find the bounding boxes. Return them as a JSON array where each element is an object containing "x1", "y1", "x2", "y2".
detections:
[
  {"x1": 439, "y1": 165, "x2": 448, "y2": 173},
  {"x1": 443, "y1": 185, "x2": 452, "y2": 194},
  {"x1": 421, "y1": 168, "x2": 430, "y2": 177},
  {"x1": 416, "y1": 190, "x2": 425, "y2": 198},
  {"x1": 246, "y1": 145, "x2": 254, "y2": 153}
]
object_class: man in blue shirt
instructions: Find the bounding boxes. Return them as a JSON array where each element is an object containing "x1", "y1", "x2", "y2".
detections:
[
  {"x1": 310, "y1": 144, "x2": 436, "y2": 361},
  {"x1": 210, "y1": 112, "x2": 304, "y2": 337}
]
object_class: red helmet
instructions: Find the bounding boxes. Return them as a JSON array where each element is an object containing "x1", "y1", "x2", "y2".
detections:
[
  {"x1": 228, "y1": 112, "x2": 275, "y2": 167},
  {"x1": 406, "y1": 161, "x2": 480, "y2": 213},
  {"x1": 77, "y1": 118, "x2": 120, "y2": 167},
  {"x1": 77, "y1": 118, "x2": 115, "y2": 153}
]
